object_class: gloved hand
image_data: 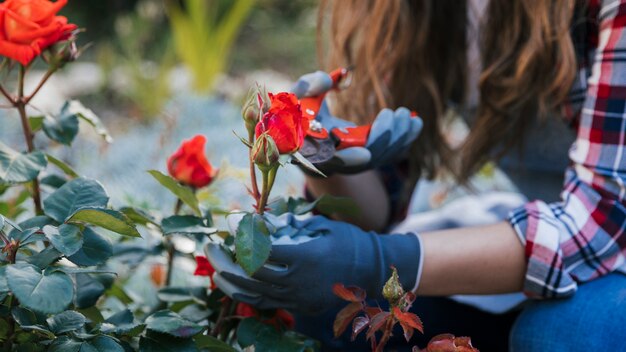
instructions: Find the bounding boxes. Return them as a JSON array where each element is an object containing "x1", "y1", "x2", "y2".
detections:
[
  {"x1": 291, "y1": 71, "x2": 423, "y2": 175},
  {"x1": 205, "y1": 213, "x2": 423, "y2": 315}
]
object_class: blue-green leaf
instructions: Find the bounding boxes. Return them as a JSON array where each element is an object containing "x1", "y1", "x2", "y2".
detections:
[
  {"x1": 145, "y1": 310, "x2": 203, "y2": 338},
  {"x1": 147, "y1": 170, "x2": 200, "y2": 216},
  {"x1": 43, "y1": 224, "x2": 83, "y2": 256},
  {"x1": 67, "y1": 228, "x2": 112, "y2": 266},
  {"x1": 0, "y1": 142, "x2": 47, "y2": 184},
  {"x1": 6, "y1": 263, "x2": 73, "y2": 314},
  {"x1": 46, "y1": 311, "x2": 86, "y2": 334},
  {"x1": 43, "y1": 178, "x2": 109, "y2": 223}
]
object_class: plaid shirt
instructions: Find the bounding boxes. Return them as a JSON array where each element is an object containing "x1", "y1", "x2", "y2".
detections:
[{"x1": 509, "y1": 0, "x2": 626, "y2": 298}]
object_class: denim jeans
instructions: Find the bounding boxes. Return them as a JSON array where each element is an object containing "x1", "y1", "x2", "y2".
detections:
[{"x1": 295, "y1": 273, "x2": 626, "y2": 352}]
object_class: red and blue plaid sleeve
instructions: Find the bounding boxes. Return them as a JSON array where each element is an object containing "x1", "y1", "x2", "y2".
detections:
[{"x1": 508, "y1": 0, "x2": 626, "y2": 298}]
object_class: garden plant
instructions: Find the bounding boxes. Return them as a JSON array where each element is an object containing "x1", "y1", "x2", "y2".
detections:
[{"x1": 0, "y1": 1, "x2": 480, "y2": 351}]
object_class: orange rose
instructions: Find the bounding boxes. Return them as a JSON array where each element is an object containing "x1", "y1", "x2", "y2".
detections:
[
  {"x1": 167, "y1": 135, "x2": 217, "y2": 189},
  {"x1": 0, "y1": 0, "x2": 77, "y2": 66},
  {"x1": 255, "y1": 92, "x2": 306, "y2": 154}
]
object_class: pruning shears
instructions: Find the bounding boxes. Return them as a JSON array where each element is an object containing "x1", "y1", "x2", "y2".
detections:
[{"x1": 299, "y1": 67, "x2": 374, "y2": 165}]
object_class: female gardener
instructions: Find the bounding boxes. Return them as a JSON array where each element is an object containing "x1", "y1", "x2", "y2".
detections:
[{"x1": 207, "y1": 0, "x2": 626, "y2": 350}]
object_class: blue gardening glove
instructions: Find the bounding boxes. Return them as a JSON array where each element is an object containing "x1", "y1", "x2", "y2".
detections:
[
  {"x1": 291, "y1": 71, "x2": 423, "y2": 175},
  {"x1": 205, "y1": 213, "x2": 423, "y2": 315}
]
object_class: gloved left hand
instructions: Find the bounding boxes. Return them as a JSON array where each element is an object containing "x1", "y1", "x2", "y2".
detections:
[{"x1": 205, "y1": 213, "x2": 423, "y2": 315}]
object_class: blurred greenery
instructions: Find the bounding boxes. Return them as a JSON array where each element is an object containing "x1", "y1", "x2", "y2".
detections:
[{"x1": 61, "y1": 0, "x2": 317, "y2": 121}]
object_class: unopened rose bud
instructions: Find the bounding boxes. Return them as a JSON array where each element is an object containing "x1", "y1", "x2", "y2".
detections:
[
  {"x1": 242, "y1": 95, "x2": 259, "y2": 134},
  {"x1": 257, "y1": 86, "x2": 271, "y2": 114},
  {"x1": 382, "y1": 266, "x2": 405, "y2": 306},
  {"x1": 252, "y1": 133, "x2": 280, "y2": 171}
]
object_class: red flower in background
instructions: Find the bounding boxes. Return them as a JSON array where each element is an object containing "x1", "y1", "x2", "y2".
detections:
[
  {"x1": 168, "y1": 135, "x2": 217, "y2": 189},
  {"x1": 255, "y1": 92, "x2": 306, "y2": 154},
  {"x1": 0, "y1": 0, "x2": 77, "y2": 65},
  {"x1": 193, "y1": 255, "x2": 216, "y2": 290},
  {"x1": 235, "y1": 302, "x2": 295, "y2": 330}
]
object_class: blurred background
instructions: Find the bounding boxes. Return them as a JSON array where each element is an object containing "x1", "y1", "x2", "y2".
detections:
[{"x1": 1, "y1": 0, "x2": 319, "y2": 212}]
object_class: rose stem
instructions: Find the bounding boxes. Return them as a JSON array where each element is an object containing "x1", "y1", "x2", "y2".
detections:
[
  {"x1": 248, "y1": 130, "x2": 261, "y2": 204},
  {"x1": 165, "y1": 198, "x2": 184, "y2": 287},
  {"x1": 16, "y1": 65, "x2": 43, "y2": 215},
  {"x1": 24, "y1": 66, "x2": 57, "y2": 104},
  {"x1": 210, "y1": 297, "x2": 233, "y2": 337},
  {"x1": 256, "y1": 166, "x2": 277, "y2": 215}
]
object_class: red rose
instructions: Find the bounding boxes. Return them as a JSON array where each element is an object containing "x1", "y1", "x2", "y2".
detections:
[
  {"x1": 235, "y1": 303, "x2": 295, "y2": 330},
  {"x1": 255, "y1": 92, "x2": 306, "y2": 154},
  {"x1": 167, "y1": 135, "x2": 217, "y2": 189},
  {"x1": 193, "y1": 255, "x2": 217, "y2": 290},
  {"x1": 0, "y1": 0, "x2": 77, "y2": 65}
]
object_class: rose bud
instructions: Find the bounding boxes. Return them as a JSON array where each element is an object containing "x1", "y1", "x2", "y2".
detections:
[
  {"x1": 255, "y1": 92, "x2": 306, "y2": 154},
  {"x1": 0, "y1": 0, "x2": 78, "y2": 66},
  {"x1": 252, "y1": 133, "x2": 280, "y2": 171},
  {"x1": 242, "y1": 94, "x2": 260, "y2": 134},
  {"x1": 382, "y1": 266, "x2": 405, "y2": 306},
  {"x1": 167, "y1": 135, "x2": 217, "y2": 189}
]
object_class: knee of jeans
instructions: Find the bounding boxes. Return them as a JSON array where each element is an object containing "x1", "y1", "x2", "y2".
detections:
[{"x1": 509, "y1": 273, "x2": 626, "y2": 352}]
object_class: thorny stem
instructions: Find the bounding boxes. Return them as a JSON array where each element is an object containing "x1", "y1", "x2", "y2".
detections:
[
  {"x1": 211, "y1": 297, "x2": 233, "y2": 337},
  {"x1": 376, "y1": 317, "x2": 395, "y2": 352},
  {"x1": 248, "y1": 130, "x2": 260, "y2": 204},
  {"x1": 16, "y1": 65, "x2": 43, "y2": 215}
]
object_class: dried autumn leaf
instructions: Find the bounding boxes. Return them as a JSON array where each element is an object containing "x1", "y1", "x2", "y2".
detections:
[
  {"x1": 365, "y1": 306, "x2": 383, "y2": 318},
  {"x1": 333, "y1": 302, "x2": 363, "y2": 338},
  {"x1": 332, "y1": 283, "x2": 366, "y2": 302},
  {"x1": 351, "y1": 316, "x2": 370, "y2": 341}
]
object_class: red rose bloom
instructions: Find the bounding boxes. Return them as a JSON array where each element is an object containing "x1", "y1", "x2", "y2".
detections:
[
  {"x1": 193, "y1": 255, "x2": 216, "y2": 290},
  {"x1": 0, "y1": 0, "x2": 77, "y2": 65},
  {"x1": 167, "y1": 135, "x2": 217, "y2": 189},
  {"x1": 255, "y1": 92, "x2": 306, "y2": 154},
  {"x1": 235, "y1": 302, "x2": 295, "y2": 330}
]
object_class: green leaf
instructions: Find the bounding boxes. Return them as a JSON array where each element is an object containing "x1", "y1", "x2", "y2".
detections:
[
  {"x1": 102, "y1": 309, "x2": 145, "y2": 336},
  {"x1": 67, "y1": 207, "x2": 140, "y2": 237},
  {"x1": 0, "y1": 266, "x2": 8, "y2": 302},
  {"x1": 139, "y1": 331, "x2": 198, "y2": 352},
  {"x1": 0, "y1": 142, "x2": 47, "y2": 184},
  {"x1": 88, "y1": 335, "x2": 125, "y2": 352},
  {"x1": 237, "y1": 318, "x2": 317, "y2": 352},
  {"x1": 67, "y1": 228, "x2": 113, "y2": 266},
  {"x1": 48, "y1": 336, "x2": 82, "y2": 352},
  {"x1": 147, "y1": 170, "x2": 200, "y2": 216},
  {"x1": 43, "y1": 224, "x2": 83, "y2": 256},
  {"x1": 63, "y1": 100, "x2": 113, "y2": 143},
  {"x1": 46, "y1": 310, "x2": 86, "y2": 334},
  {"x1": 157, "y1": 286, "x2": 207, "y2": 303},
  {"x1": 161, "y1": 215, "x2": 216, "y2": 236},
  {"x1": 145, "y1": 310, "x2": 203, "y2": 338},
  {"x1": 25, "y1": 246, "x2": 62, "y2": 269},
  {"x1": 236, "y1": 318, "x2": 275, "y2": 348},
  {"x1": 46, "y1": 154, "x2": 79, "y2": 178},
  {"x1": 194, "y1": 335, "x2": 236, "y2": 352},
  {"x1": 29, "y1": 116, "x2": 45, "y2": 132},
  {"x1": 292, "y1": 151, "x2": 326, "y2": 177},
  {"x1": 43, "y1": 178, "x2": 109, "y2": 223},
  {"x1": 42, "y1": 113, "x2": 79, "y2": 146},
  {"x1": 40, "y1": 174, "x2": 68, "y2": 189},
  {"x1": 6, "y1": 263, "x2": 73, "y2": 314},
  {"x1": 119, "y1": 207, "x2": 158, "y2": 227},
  {"x1": 235, "y1": 213, "x2": 271, "y2": 276},
  {"x1": 74, "y1": 273, "x2": 106, "y2": 309}
]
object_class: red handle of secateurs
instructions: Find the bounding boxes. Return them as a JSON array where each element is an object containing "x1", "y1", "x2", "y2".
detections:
[
  {"x1": 331, "y1": 111, "x2": 419, "y2": 150},
  {"x1": 300, "y1": 67, "x2": 350, "y2": 123}
]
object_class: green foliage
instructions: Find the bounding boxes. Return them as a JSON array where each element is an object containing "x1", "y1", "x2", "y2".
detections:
[
  {"x1": 235, "y1": 213, "x2": 271, "y2": 275},
  {"x1": 0, "y1": 142, "x2": 47, "y2": 184},
  {"x1": 145, "y1": 310, "x2": 204, "y2": 338},
  {"x1": 148, "y1": 170, "x2": 201, "y2": 216},
  {"x1": 237, "y1": 318, "x2": 319, "y2": 352},
  {"x1": 6, "y1": 264, "x2": 74, "y2": 314},
  {"x1": 166, "y1": 0, "x2": 254, "y2": 92}
]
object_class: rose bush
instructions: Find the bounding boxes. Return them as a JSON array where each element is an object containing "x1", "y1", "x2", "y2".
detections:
[{"x1": 0, "y1": 0, "x2": 77, "y2": 65}]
